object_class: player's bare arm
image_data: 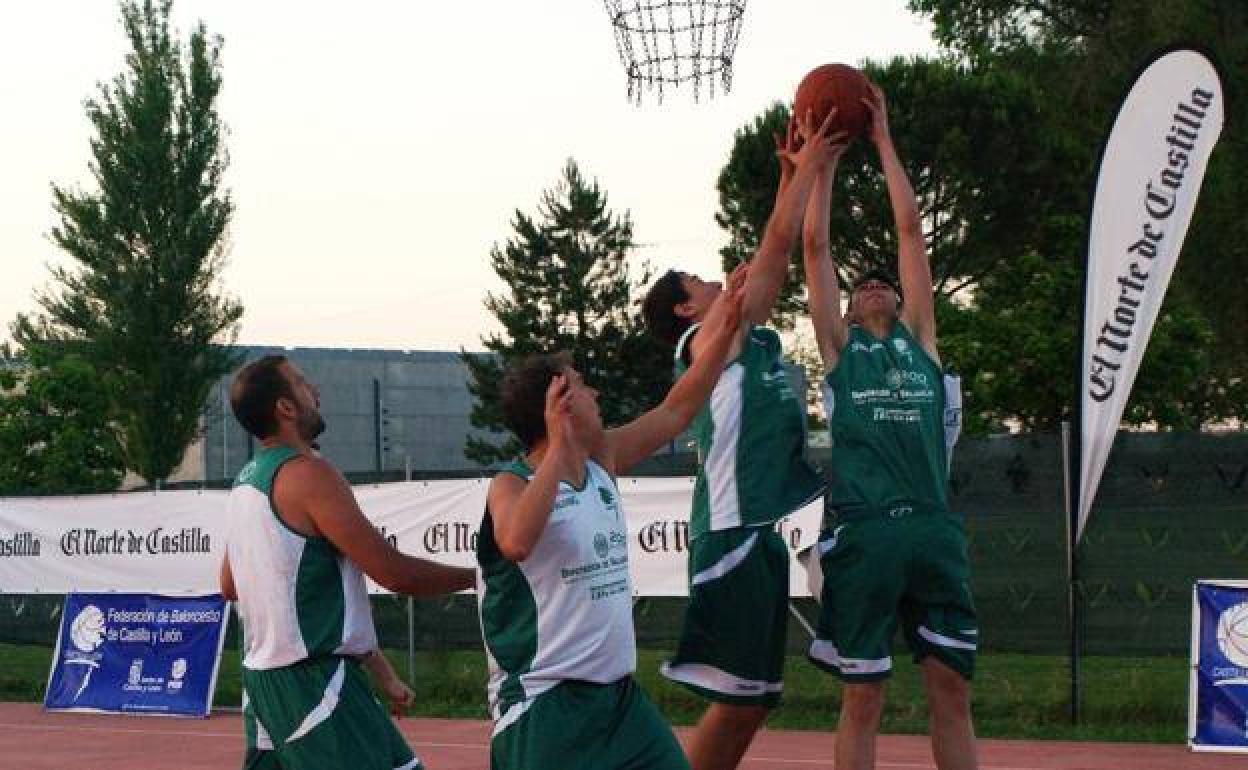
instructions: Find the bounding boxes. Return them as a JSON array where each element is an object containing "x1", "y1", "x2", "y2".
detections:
[
  {"x1": 605, "y1": 282, "x2": 745, "y2": 475},
  {"x1": 488, "y1": 375, "x2": 584, "y2": 561},
  {"x1": 740, "y1": 107, "x2": 851, "y2": 326},
  {"x1": 863, "y1": 83, "x2": 938, "y2": 363},
  {"x1": 276, "y1": 456, "x2": 475, "y2": 595},
  {"x1": 801, "y1": 110, "x2": 851, "y2": 372}
]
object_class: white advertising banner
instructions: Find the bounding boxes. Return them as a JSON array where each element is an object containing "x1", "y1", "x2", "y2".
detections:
[
  {"x1": 0, "y1": 479, "x2": 823, "y2": 597},
  {"x1": 1077, "y1": 48, "x2": 1224, "y2": 542}
]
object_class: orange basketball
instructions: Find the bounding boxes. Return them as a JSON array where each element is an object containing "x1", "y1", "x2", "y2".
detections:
[{"x1": 792, "y1": 64, "x2": 873, "y2": 140}]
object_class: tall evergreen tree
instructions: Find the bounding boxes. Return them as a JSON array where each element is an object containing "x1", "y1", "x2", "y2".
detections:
[
  {"x1": 12, "y1": 0, "x2": 241, "y2": 485},
  {"x1": 461, "y1": 160, "x2": 671, "y2": 465}
]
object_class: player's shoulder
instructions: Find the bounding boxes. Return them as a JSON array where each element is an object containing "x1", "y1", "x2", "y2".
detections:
[{"x1": 275, "y1": 454, "x2": 344, "y2": 495}]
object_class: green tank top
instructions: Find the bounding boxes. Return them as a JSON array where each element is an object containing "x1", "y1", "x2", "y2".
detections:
[
  {"x1": 676, "y1": 324, "x2": 824, "y2": 539},
  {"x1": 821, "y1": 322, "x2": 949, "y2": 515},
  {"x1": 227, "y1": 446, "x2": 378, "y2": 669}
]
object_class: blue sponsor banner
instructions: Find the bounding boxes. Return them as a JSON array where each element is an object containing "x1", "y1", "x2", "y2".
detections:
[
  {"x1": 1191, "y1": 581, "x2": 1248, "y2": 753},
  {"x1": 45, "y1": 592, "x2": 228, "y2": 717}
]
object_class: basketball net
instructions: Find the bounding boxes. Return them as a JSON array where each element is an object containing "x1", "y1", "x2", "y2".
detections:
[{"x1": 602, "y1": 0, "x2": 747, "y2": 104}]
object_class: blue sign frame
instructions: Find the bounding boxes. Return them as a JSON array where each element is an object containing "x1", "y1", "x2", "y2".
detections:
[
  {"x1": 1190, "y1": 580, "x2": 1248, "y2": 753},
  {"x1": 45, "y1": 593, "x2": 229, "y2": 717}
]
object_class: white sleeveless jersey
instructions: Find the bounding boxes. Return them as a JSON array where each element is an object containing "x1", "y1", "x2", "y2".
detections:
[
  {"x1": 226, "y1": 446, "x2": 377, "y2": 670},
  {"x1": 476, "y1": 459, "x2": 636, "y2": 731}
]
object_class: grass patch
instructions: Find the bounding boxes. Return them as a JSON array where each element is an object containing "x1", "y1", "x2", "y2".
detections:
[{"x1": 0, "y1": 643, "x2": 1186, "y2": 742}]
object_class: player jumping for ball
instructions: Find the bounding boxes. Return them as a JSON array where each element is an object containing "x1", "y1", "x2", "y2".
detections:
[
  {"x1": 802, "y1": 82, "x2": 978, "y2": 770},
  {"x1": 640, "y1": 107, "x2": 848, "y2": 770}
]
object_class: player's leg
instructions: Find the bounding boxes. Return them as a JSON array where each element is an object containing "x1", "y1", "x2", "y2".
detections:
[
  {"x1": 662, "y1": 528, "x2": 789, "y2": 770},
  {"x1": 902, "y1": 513, "x2": 978, "y2": 770},
  {"x1": 808, "y1": 516, "x2": 904, "y2": 770}
]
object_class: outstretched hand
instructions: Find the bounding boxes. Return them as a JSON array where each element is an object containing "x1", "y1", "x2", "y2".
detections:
[
  {"x1": 543, "y1": 374, "x2": 578, "y2": 457},
  {"x1": 774, "y1": 116, "x2": 801, "y2": 181},
  {"x1": 792, "y1": 107, "x2": 850, "y2": 171},
  {"x1": 861, "y1": 82, "x2": 891, "y2": 148}
]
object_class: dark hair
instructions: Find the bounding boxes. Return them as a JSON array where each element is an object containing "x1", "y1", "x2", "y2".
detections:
[
  {"x1": 641, "y1": 270, "x2": 691, "y2": 347},
  {"x1": 229, "y1": 355, "x2": 294, "y2": 439},
  {"x1": 500, "y1": 352, "x2": 572, "y2": 450}
]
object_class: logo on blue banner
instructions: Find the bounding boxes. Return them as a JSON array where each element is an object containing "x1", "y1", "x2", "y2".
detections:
[
  {"x1": 45, "y1": 593, "x2": 228, "y2": 717},
  {"x1": 1192, "y1": 582, "x2": 1248, "y2": 752}
]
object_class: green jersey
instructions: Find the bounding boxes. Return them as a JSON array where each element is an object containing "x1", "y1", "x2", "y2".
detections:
[
  {"x1": 226, "y1": 446, "x2": 377, "y2": 670},
  {"x1": 822, "y1": 322, "x2": 949, "y2": 515},
  {"x1": 676, "y1": 324, "x2": 824, "y2": 539}
]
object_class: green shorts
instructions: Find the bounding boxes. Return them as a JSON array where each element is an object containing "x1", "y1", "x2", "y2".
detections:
[
  {"x1": 662, "y1": 527, "x2": 789, "y2": 706},
  {"x1": 491, "y1": 677, "x2": 688, "y2": 770},
  {"x1": 809, "y1": 507, "x2": 977, "y2": 682},
  {"x1": 241, "y1": 656, "x2": 421, "y2": 770}
]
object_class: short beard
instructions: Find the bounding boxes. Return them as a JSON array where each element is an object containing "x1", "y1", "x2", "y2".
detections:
[{"x1": 297, "y1": 410, "x2": 326, "y2": 443}]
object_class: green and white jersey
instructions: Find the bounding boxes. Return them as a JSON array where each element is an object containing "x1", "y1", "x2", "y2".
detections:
[
  {"x1": 226, "y1": 446, "x2": 377, "y2": 670},
  {"x1": 476, "y1": 459, "x2": 636, "y2": 735},
  {"x1": 822, "y1": 322, "x2": 950, "y2": 514},
  {"x1": 676, "y1": 324, "x2": 824, "y2": 539}
]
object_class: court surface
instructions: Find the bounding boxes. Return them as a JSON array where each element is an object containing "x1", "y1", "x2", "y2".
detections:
[{"x1": 0, "y1": 702, "x2": 1241, "y2": 769}]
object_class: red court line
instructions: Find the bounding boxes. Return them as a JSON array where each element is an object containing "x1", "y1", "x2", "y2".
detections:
[{"x1": 0, "y1": 703, "x2": 1239, "y2": 769}]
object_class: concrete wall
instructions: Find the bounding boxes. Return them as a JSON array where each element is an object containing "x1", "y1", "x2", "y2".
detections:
[{"x1": 201, "y1": 346, "x2": 501, "y2": 481}]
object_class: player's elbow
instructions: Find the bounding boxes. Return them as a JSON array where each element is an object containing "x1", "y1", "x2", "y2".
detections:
[
  {"x1": 896, "y1": 214, "x2": 923, "y2": 241},
  {"x1": 496, "y1": 532, "x2": 533, "y2": 563}
]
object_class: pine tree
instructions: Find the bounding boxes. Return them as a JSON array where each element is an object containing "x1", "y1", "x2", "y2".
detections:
[
  {"x1": 461, "y1": 160, "x2": 671, "y2": 465},
  {"x1": 12, "y1": 0, "x2": 241, "y2": 485}
]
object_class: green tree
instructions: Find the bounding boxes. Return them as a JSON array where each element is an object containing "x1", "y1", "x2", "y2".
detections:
[
  {"x1": 0, "y1": 348, "x2": 126, "y2": 494},
  {"x1": 939, "y1": 250, "x2": 1230, "y2": 435},
  {"x1": 909, "y1": 0, "x2": 1248, "y2": 403},
  {"x1": 461, "y1": 160, "x2": 671, "y2": 464},
  {"x1": 12, "y1": 0, "x2": 241, "y2": 485}
]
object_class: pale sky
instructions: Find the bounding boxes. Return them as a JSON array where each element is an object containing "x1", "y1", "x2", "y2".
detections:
[{"x1": 1, "y1": 1, "x2": 938, "y2": 352}]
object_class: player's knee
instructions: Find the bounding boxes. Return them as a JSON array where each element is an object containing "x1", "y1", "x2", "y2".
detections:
[
  {"x1": 840, "y1": 683, "x2": 885, "y2": 725},
  {"x1": 707, "y1": 702, "x2": 770, "y2": 732},
  {"x1": 924, "y1": 660, "x2": 971, "y2": 714}
]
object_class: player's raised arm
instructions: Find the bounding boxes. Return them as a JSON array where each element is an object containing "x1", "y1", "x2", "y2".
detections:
[
  {"x1": 487, "y1": 374, "x2": 585, "y2": 561},
  {"x1": 737, "y1": 108, "x2": 850, "y2": 327},
  {"x1": 801, "y1": 112, "x2": 851, "y2": 372},
  {"x1": 863, "y1": 83, "x2": 937, "y2": 362},
  {"x1": 605, "y1": 278, "x2": 745, "y2": 476}
]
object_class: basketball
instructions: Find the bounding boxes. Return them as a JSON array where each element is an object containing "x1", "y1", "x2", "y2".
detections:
[{"x1": 792, "y1": 63, "x2": 874, "y2": 140}]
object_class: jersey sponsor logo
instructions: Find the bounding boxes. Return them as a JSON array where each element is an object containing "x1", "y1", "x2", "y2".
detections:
[
  {"x1": 592, "y1": 530, "x2": 628, "y2": 559},
  {"x1": 760, "y1": 367, "x2": 799, "y2": 401},
  {"x1": 892, "y1": 337, "x2": 915, "y2": 364},
  {"x1": 850, "y1": 341, "x2": 886, "y2": 354},
  {"x1": 886, "y1": 368, "x2": 929, "y2": 388},
  {"x1": 873, "y1": 407, "x2": 922, "y2": 423},
  {"x1": 597, "y1": 486, "x2": 622, "y2": 520}
]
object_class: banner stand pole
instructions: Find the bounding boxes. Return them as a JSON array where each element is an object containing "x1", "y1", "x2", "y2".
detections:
[
  {"x1": 407, "y1": 596, "x2": 416, "y2": 684},
  {"x1": 1062, "y1": 420, "x2": 1081, "y2": 726}
]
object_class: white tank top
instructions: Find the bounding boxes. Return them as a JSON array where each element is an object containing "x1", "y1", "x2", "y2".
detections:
[{"x1": 226, "y1": 446, "x2": 377, "y2": 670}]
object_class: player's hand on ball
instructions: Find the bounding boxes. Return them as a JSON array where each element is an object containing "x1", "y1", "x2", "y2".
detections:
[{"x1": 862, "y1": 82, "x2": 891, "y2": 147}]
